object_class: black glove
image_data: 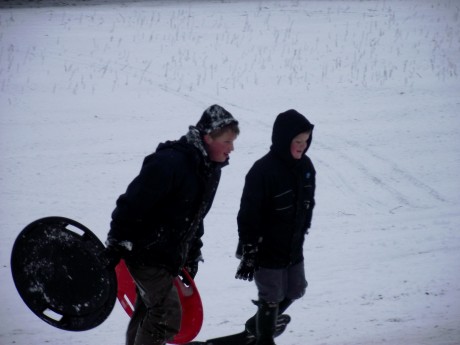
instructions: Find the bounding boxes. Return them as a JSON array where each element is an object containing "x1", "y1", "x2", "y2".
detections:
[
  {"x1": 102, "y1": 245, "x2": 122, "y2": 270},
  {"x1": 184, "y1": 253, "x2": 203, "y2": 279},
  {"x1": 102, "y1": 237, "x2": 132, "y2": 270},
  {"x1": 235, "y1": 244, "x2": 258, "y2": 281}
]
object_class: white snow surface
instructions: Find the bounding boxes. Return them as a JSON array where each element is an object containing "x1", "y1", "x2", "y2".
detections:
[{"x1": 1, "y1": 1, "x2": 460, "y2": 344}]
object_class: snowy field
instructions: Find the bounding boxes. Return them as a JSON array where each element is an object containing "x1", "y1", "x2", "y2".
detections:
[{"x1": 1, "y1": 0, "x2": 459, "y2": 344}]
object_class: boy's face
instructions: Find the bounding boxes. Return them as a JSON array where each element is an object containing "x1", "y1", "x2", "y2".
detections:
[
  {"x1": 204, "y1": 130, "x2": 238, "y2": 163},
  {"x1": 290, "y1": 131, "x2": 311, "y2": 159}
]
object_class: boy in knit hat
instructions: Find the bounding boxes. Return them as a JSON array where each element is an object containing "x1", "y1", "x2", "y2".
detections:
[{"x1": 104, "y1": 105, "x2": 239, "y2": 345}]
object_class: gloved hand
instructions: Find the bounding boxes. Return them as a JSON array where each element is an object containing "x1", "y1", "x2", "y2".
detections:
[
  {"x1": 102, "y1": 237, "x2": 133, "y2": 270},
  {"x1": 235, "y1": 244, "x2": 258, "y2": 281},
  {"x1": 184, "y1": 253, "x2": 203, "y2": 279},
  {"x1": 102, "y1": 245, "x2": 122, "y2": 270}
]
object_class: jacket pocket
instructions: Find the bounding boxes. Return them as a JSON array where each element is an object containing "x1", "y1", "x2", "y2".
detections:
[
  {"x1": 272, "y1": 189, "x2": 295, "y2": 218},
  {"x1": 303, "y1": 184, "x2": 314, "y2": 210}
]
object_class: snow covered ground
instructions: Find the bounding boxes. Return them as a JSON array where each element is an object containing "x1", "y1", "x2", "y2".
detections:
[{"x1": 1, "y1": 0, "x2": 459, "y2": 344}]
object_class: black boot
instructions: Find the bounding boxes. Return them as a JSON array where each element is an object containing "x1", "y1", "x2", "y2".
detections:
[
  {"x1": 255, "y1": 300, "x2": 279, "y2": 345},
  {"x1": 278, "y1": 298, "x2": 294, "y2": 315},
  {"x1": 245, "y1": 298, "x2": 293, "y2": 336}
]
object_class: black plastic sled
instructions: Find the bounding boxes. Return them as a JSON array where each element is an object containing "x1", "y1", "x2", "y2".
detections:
[
  {"x1": 185, "y1": 314, "x2": 291, "y2": 345},
  {"x1": 10, "y1": 216, "x2": 117, "y2": 331}
]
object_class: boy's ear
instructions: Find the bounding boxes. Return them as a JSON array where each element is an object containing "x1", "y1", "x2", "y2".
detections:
[{"x1": 203, "y1": 134, "x2": 213, "y2": 145}]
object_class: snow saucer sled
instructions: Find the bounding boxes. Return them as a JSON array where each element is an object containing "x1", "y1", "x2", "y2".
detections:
[
  {"x1": 10, "y1": 216, "x2": 117, "y2": 331},
  {"x1": 11, "y1": 216, "x2": 203, "y2": 343}
]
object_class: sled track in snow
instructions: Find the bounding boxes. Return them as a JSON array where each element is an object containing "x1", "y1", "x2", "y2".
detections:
[
  {"x1": 315, "y1": 137, "x2": 446, "y2": 211},
  {"x1": 345, "y1": 138, "x2": 446, "y2": 202}
]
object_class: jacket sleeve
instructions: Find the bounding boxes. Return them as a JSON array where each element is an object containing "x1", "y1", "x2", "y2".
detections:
[
  {"x1": 304, "y1": 158, "x2": 316, "y2": 230},
  {"x1": 108, "y1": 154, "x2": 174, "y2": 242},
  {"x1": 237, "y1": 164, "x2": 267, "y2": 246},
  {"x1": 187, "y1": 221, "x2": 204, "y2": 263}
]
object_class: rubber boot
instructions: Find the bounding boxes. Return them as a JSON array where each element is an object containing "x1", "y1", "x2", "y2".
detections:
[
  {"x1": 245, "y1": 298, "x2": 293, "y2": 336},
  {"x1": 255, "y1": 300, "x2": 279, "y2": 345}
]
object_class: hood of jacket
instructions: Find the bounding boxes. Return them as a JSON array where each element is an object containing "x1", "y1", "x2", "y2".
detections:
[{"x1": 270, "y1": 109, "x2": 314, "y2": 163}]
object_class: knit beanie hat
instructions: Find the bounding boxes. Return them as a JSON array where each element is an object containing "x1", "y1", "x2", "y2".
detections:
[{"x1": 196, "y1": 105, "x2": 238, "y2": 134}]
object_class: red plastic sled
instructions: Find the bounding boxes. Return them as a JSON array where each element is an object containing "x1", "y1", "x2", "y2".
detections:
[{"x1": 115, "y1": 260, "x2": 203, "y2": 344}]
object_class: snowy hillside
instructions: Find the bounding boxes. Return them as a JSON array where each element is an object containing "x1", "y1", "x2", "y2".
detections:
[{"x1": 1, "y1": 1, "x2": 459, "y2": 344}]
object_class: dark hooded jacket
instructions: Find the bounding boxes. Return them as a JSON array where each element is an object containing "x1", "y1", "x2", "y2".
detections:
[
  {"x1": 237, "y1": 110, "x2": 315, "y2": 268},
  {"x1": 108, "y1": 132, "x2": 225, "y2": 275}
]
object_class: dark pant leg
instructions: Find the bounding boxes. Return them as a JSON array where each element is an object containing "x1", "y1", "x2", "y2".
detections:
[
  {"x1": 285, "y1": 260, "x2": 308, "y2": 300},
  {"x1": 126, "y1": 264, "x2": 182, "y2": 345},
  {"x1": 246, "y1": 261, "x2": 307, "y2": 338},
  {"x1": 126, "y1": 290, "x2": 147, "y2": 345}
]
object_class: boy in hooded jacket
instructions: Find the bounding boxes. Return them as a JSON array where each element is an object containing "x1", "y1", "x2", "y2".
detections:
[
  {"x1": 104, "y1": 105, "x2": 239, "y2": 345},
  {"x1": 235, "y1": 109, "x2": 315, "y2": 345}
]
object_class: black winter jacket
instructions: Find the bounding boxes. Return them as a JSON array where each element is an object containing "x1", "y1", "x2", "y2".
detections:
[
  {"x1": 237, "y1": 110, "x2": 315, "y2": 268},
  {"x1": 108, "y1": 133, "x2": 225, "y2": 275}
]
